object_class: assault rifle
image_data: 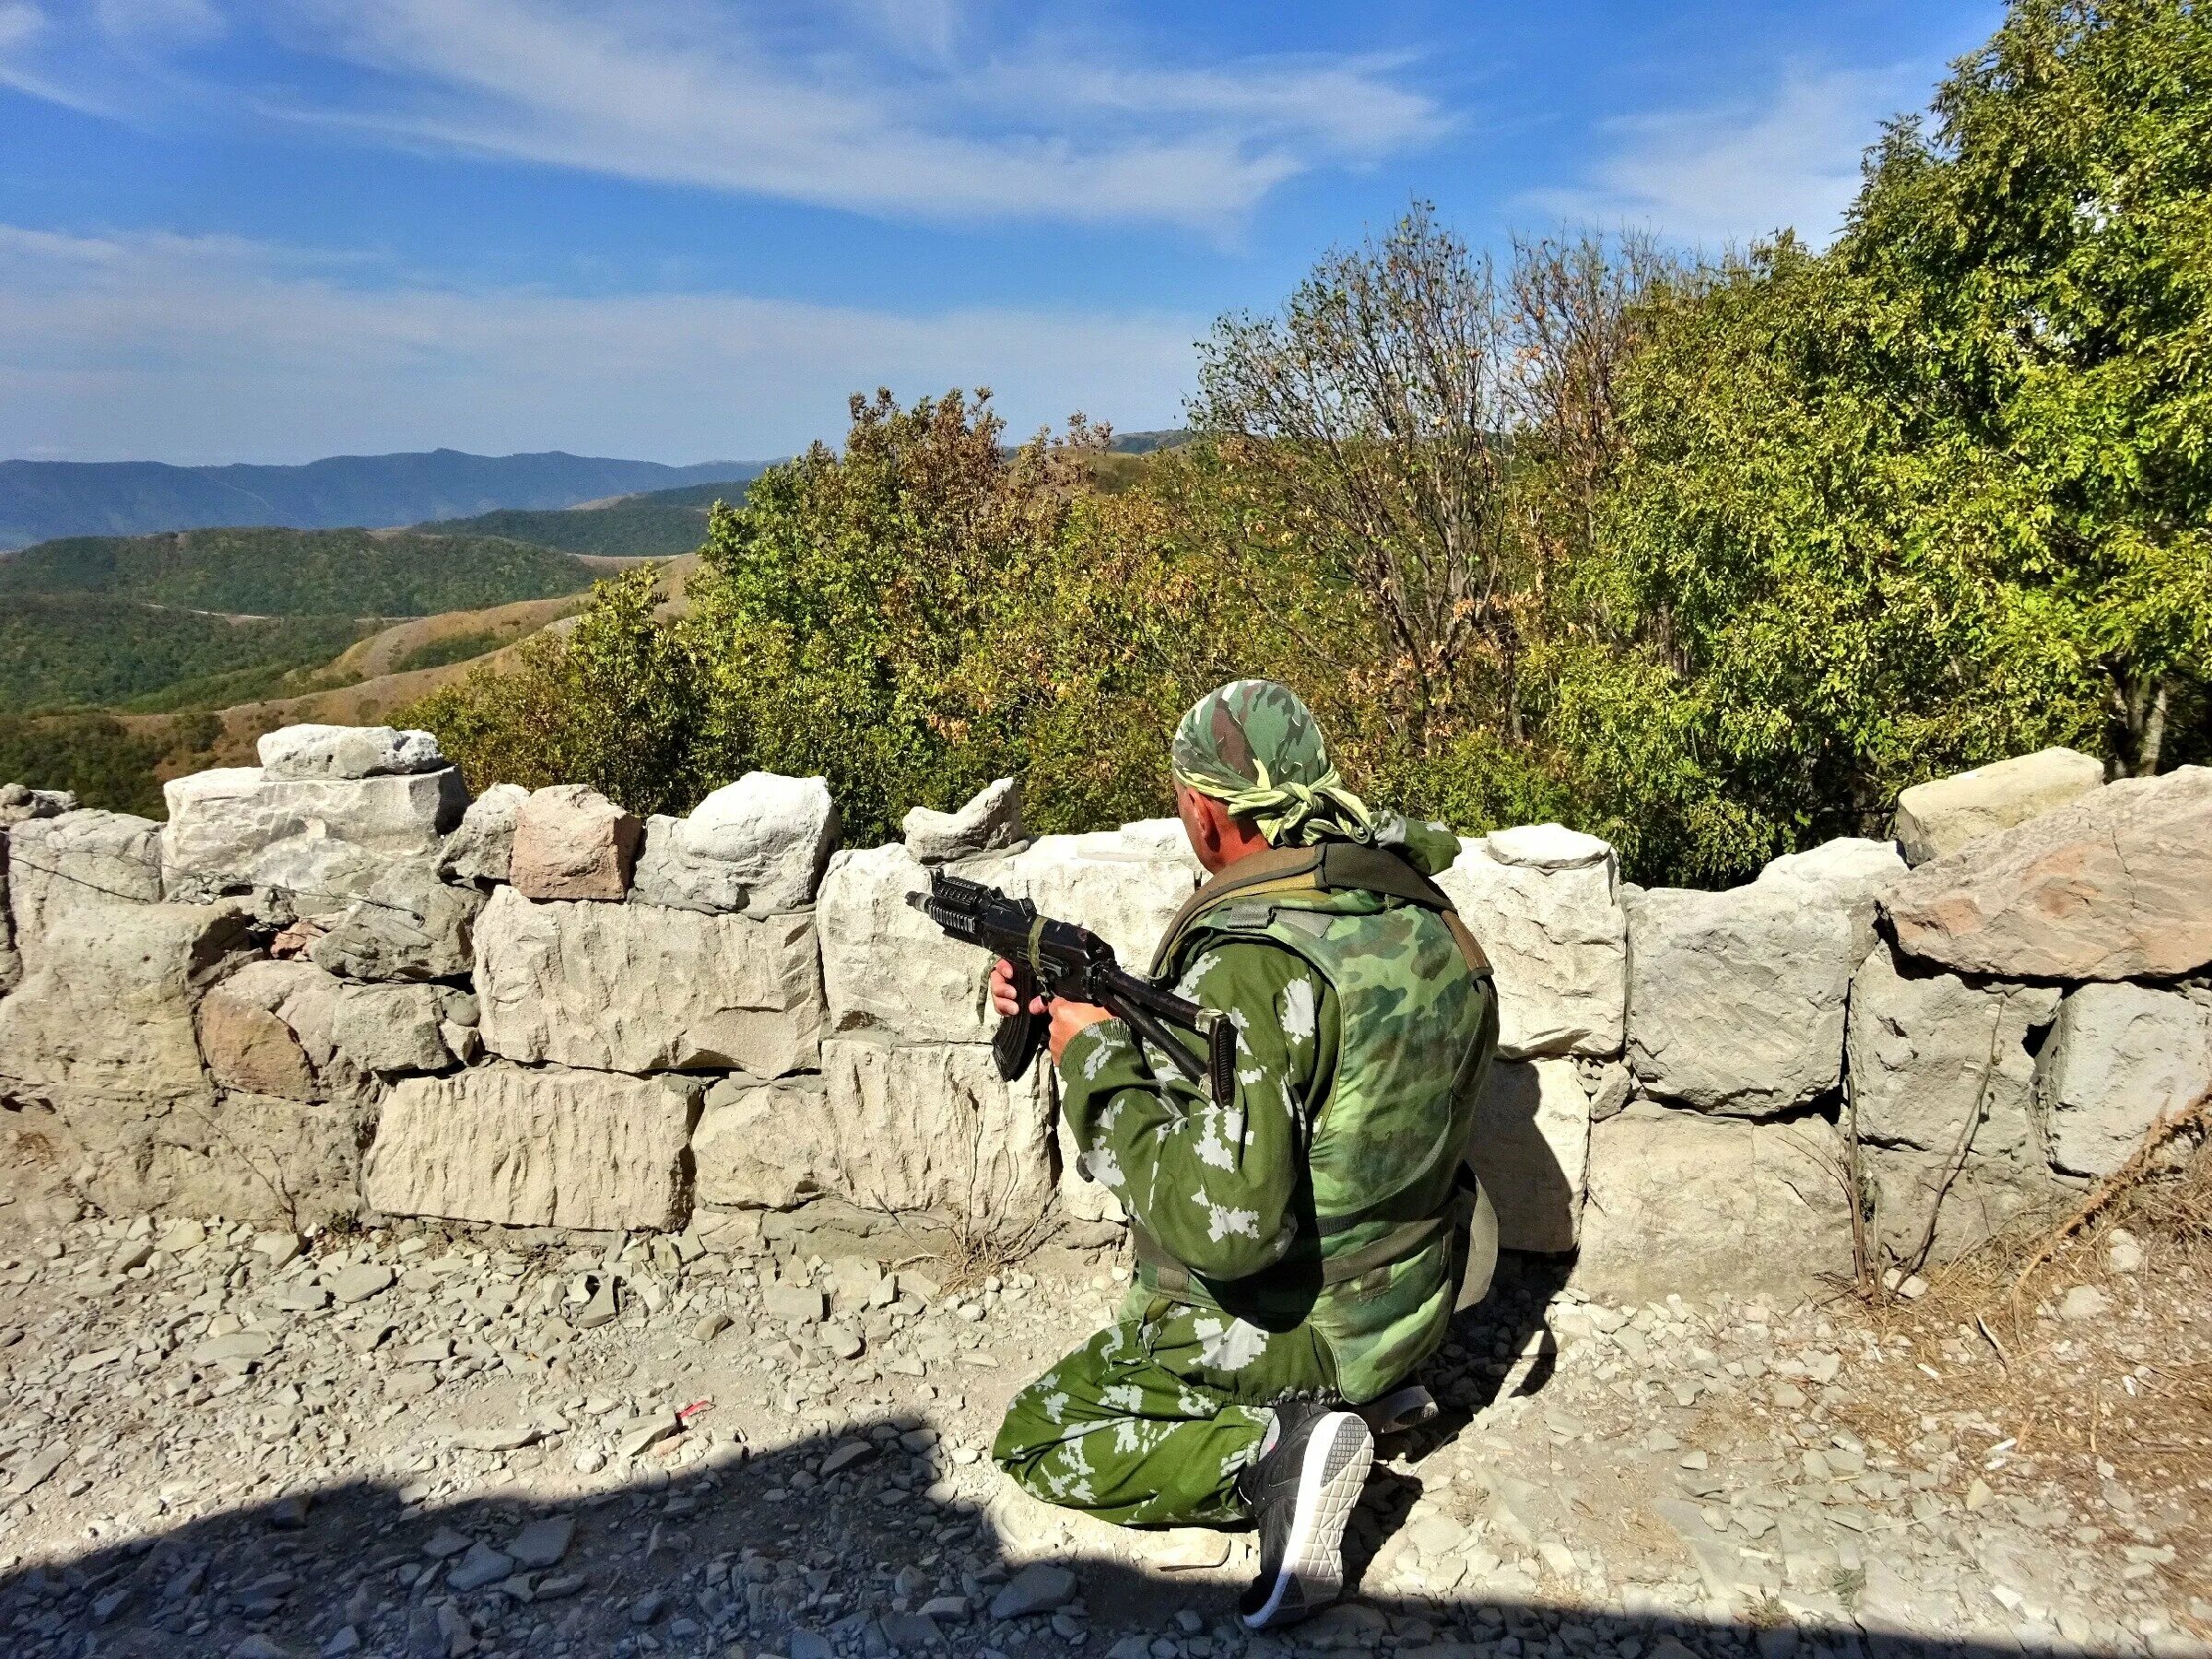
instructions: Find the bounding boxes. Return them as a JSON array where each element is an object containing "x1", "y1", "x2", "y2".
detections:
[{"x1": 906, "y1": 869, "x2": 1236, "y2": 1104}]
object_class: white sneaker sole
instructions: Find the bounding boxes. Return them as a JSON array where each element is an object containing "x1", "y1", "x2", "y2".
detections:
[{"x1": 1241, "y1": 1410, "x2": 1372, "y2": 1630}]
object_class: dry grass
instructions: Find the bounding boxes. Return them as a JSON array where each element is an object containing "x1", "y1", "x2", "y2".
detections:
[{"x1": 1829, "y1": 1109, "x2": 2212, "y2": 1617}]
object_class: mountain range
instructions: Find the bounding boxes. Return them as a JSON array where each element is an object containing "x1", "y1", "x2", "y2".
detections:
[{"x1": 0, "y1": 448, "x2": 763, "y2": 550}]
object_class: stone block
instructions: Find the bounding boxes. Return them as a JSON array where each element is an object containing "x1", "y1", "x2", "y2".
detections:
[
  {"x1": 475, "y1": 886, "x2": 822, "y2": 1075},
  {"x1": 818, "y1": 842, "x2": 1015, "y2": 1042},
  {"x1": 199, "y1": 961, "x2": 329, "y2": 1100},
  {"x1": 1885, "y1": 765, "x2": 2212, "y2": 980},
  {"x1": 6, "y1": 810, "x2": 163, "y2": 955},
  {"x1": 694, "y1": 1042, "x2": 1055, "y2": 1224},
  {"x1": 257, "y1": 724, "x2": 445, "y2": 782},
  {"x1": 2036, "y1": 983, "x2": 2212, "y2": 1177},
  {"x1": 1891, "y1": 747, "x2": 2105, "y2": 865},
  {"x1": 41, "y1": 1088, "x2": 367, "y2": 1228},
  {"x1": 1625, "y1": 881, "x2": 1860, "y2": 1115},
  {"x1": 0, "y1": 898, "x2": 255, "y2": 1108},
  {"x1": 1750, "y1": 836, "x2": 1907, "y2": 962},
  {"x1": 1844, "y1": 943, "x2": 2062, "y2": 1262},
  {"x1": 328, "y1": 983, "x2": 456, "y2": 1076},
  {"x1": 362, "y1": 1063, "x2": 700, "y2": 1230},
  {"x1": 160, "y1": 765, "x2": 467, "y2": 900},
  {"x1": 818, "y1": 827, "x2": 1198, "y2": 1043},
  {"x1": 690, "y1": 1074, "x2": 834, "y2": 1209},
  {"x1": 304, "y1": 854, "x2": 483, "y2": 982},
  {"x1": 509, "y1": 784, "x2": 641, "y2": 901},
  {"x1": 904, "y1": 778, "x2": 1026, "y2": 864},
  {"x1": 1433, "y1": 825, "x2": 1626, "y2": 1059},
  {"x1": 1465, "y1": 1058, "x2": 1589, "y2": 1253},
  {"x1": 441, "y1": 782, "x2": 527, "y2": 887},
  {"x1": 1575, "y1": 1106, "x2": 1851, "y2": 1303},
  {"x1": 667, "y1": 772, "x2": 839, "y2": 913}
]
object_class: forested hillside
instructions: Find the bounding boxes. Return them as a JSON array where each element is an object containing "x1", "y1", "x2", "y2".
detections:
[
  {"x1": 0, "y1": 448, "x2": 757, "y2": 549},
  {"x1": 0, "y1": 596, "x2": 368, "y2": 712},
  {"x1": 413, "y1": 471, "x2": 764, "y2": 557},
  {"x1": 410, "y1": 0, "x2": 2211, "y2": 884},
  {"x1": 0, "y1": 527, "x2": 598, "y2": 617}
]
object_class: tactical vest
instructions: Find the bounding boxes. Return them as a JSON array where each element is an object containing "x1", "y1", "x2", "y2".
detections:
[{"x1": 1132, "y1": 842, "x2": 1500, "y2": 1399}]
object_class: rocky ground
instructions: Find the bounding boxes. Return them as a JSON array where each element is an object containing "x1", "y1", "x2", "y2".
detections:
[{"x1": 0, "y1": 1186, "x2": 2206, "y2": 1659}]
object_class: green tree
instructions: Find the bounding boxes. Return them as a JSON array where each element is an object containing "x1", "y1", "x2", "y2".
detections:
[
  {"x1": 406, "y1": 564, "x2": 705, "y2": 816},
  {"x1": 682, "y1": 389, "x2": 1141, "y2": 841},
  {"x1": 1843, "y1": 0, "x2": 2212, "y2": 774}
]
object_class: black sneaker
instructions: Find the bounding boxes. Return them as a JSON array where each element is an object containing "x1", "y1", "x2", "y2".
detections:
[{"x1": 1235, "y1": 1401, "x2": 1373, "y2": 1630}]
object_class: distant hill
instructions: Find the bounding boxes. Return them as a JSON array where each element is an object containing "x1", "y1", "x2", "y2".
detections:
[
  {"x1": 0, "y1": 448, "x2": 760, "y2": 550},
  {"x1": 1109, "y1": 429, "x2": 1189, "y2": 454},
  {"x1": 0, "y1": 526, "x2": 599, "y2": 617},
  {"x1": 0, "y1": 595, "x2": 370, "y2": 713},
  {"x1": 413, "y1": 471, "x2": 765, "y2": 558}
]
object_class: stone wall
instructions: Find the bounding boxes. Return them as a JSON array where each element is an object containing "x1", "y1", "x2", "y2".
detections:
[{"x1": 2, "y1": 731, "x2": 2206, "y2": 1304}]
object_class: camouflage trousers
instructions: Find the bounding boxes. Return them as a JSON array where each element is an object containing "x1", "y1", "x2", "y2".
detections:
[{"x1": 991, "y1": 1293, "x2": 1338, "y2": 1527}]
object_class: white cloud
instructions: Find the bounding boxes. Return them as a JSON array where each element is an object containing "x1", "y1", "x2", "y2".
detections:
[
  {"x1": 1524, "y1": 65, "x2": 1925, "y2": 250},
  {"x1": 4, "y1": 0, "x2": 1444, "y2": 233},
  {"x1": 0, "y1": 223, "x2": 1200, "y2": 464}
]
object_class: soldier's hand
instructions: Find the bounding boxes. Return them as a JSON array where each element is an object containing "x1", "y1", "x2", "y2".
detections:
[
  {"x1": 989, "y1": 958, "x2": 1047, "y2": 1018},
  {"x1": 1047, "y1": 999, "x2": 1112, "y2": 1064}
]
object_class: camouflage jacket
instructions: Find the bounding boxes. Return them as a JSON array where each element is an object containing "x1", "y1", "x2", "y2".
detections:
[{"x1": 1058, "y1": 871, "x2": 1496, "y2": 1403}]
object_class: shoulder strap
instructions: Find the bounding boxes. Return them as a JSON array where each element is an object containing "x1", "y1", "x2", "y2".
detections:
[{"x1": 1148, "y1": 840, "x2": 1491, "y2": 980}]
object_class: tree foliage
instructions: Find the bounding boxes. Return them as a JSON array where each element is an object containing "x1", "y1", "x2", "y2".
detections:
[{"x1": 406, "y1": 0, "x2": 2208, "y2": 886}]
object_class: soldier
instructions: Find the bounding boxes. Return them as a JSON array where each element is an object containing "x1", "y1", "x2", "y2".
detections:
[{"x1": 989, "y1": 679, "x2": 1500, "y2": 1629}]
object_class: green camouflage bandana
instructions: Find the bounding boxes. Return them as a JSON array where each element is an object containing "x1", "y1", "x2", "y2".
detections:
[
  {"x1": 1170, "y1": 681, "x2": 1462, "y2": 875},
  {"x1": 1171, "y1": 680, "x2": 1378, "y2": 849}
]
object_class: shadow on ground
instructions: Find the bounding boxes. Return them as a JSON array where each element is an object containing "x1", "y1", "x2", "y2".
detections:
[{"x1": 0, "y1": 1254, "x2": 2041, "y2": 1658}]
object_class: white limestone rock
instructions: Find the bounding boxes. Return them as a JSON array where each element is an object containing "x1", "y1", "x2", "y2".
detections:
[
  {"x1": 1891, "y1": 747, "x2": 2105, "y2": 865},
  {"x1": 0, "y1": 787, "x2": 79, "y2": 984},
  {"x1": 2037, "y1": 982, "x2": 2212, "y2": 1177},
  {"x1": 1575, "y1": 1104, "x2": 1851, "y2": 1302},
  {"x1": 474, "y1": 886, "x2": 823, "y2": 1076},
  {"x1": 1434, "y1": 825, "x2": 1626, "y2": 1059},
  {"x1": 440, "y1": 782, "x2": 527, "y2": 887},
  {"x1": 1003, "y1": 829, "x2": 1202, "y2": 971},
  {"x1": 160, "y1": 765, "x2": 468, "y2": 900},
  {"x1": 1751, "y1": 836, "x2": 1907, "y2": 962},
  {"x1": 363, "y1": 1063, "x2": 700, "y2": 1231},
  {"x1": 698, "y1": 1037, "x2": 1057, "y2": 1224},
  {"x1": 257, "y1": 724, "x2": 446, "y2": 782},
  {"x1": 5, "y1": 811, "x2": 162, "y2": 961},
  {"x1": 1624, "y1": 879, "x2": 1861, "y2": 1115},
  {"x1": 306, "y1": 855, "x2": 484, "y2": 982},
  {"x1": 1465, "y1": 1057, "x2": 1590, "y2": 1253},
  {"x1": 631, "y1": 772, "x2": 838, "y2": 915},
  {"x1": 1845, "y1": 943, "x2": 2063, "y2": 1261},
  {"x1": 632, "y1": 816, "x2": 747, "y2": 914},
  {"x1": 817, "y1": 1036, "x2": 1055, "y2": 1221},
  {"x1": 0, "y1": 783, "x2": 76, "y2": 827},
  {"x1": 1885, "y1": 765, "x2": 2212, "y2": 981},
  {"x1": 903, "y1": 778, "x2": 1026, "y2": 864},
  {"x1": 690, "y1": 1074, "x2": 833, "y2": 1209},
  {"x1": 818, "y1": 841, "x2": 1007, "y2": 1043},
  {"x1": 818, "y1": 827, "x2": 1199, "y2": 1043},
  {"x1": 0, "y1": 897, "x2": 256, "y2": 1107},
  {"x1": 327, "y1": 982, "x2": 458, "y2": 1076}
]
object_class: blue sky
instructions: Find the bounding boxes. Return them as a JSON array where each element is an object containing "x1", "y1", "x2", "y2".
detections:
[{"x1": 0, "y1": 0, "x2": 2002, "y2": 465}]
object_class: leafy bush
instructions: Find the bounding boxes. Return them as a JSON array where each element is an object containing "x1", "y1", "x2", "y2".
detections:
[{"x1": 406, "y1": 566, "x2": 708, "y2": 818}]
